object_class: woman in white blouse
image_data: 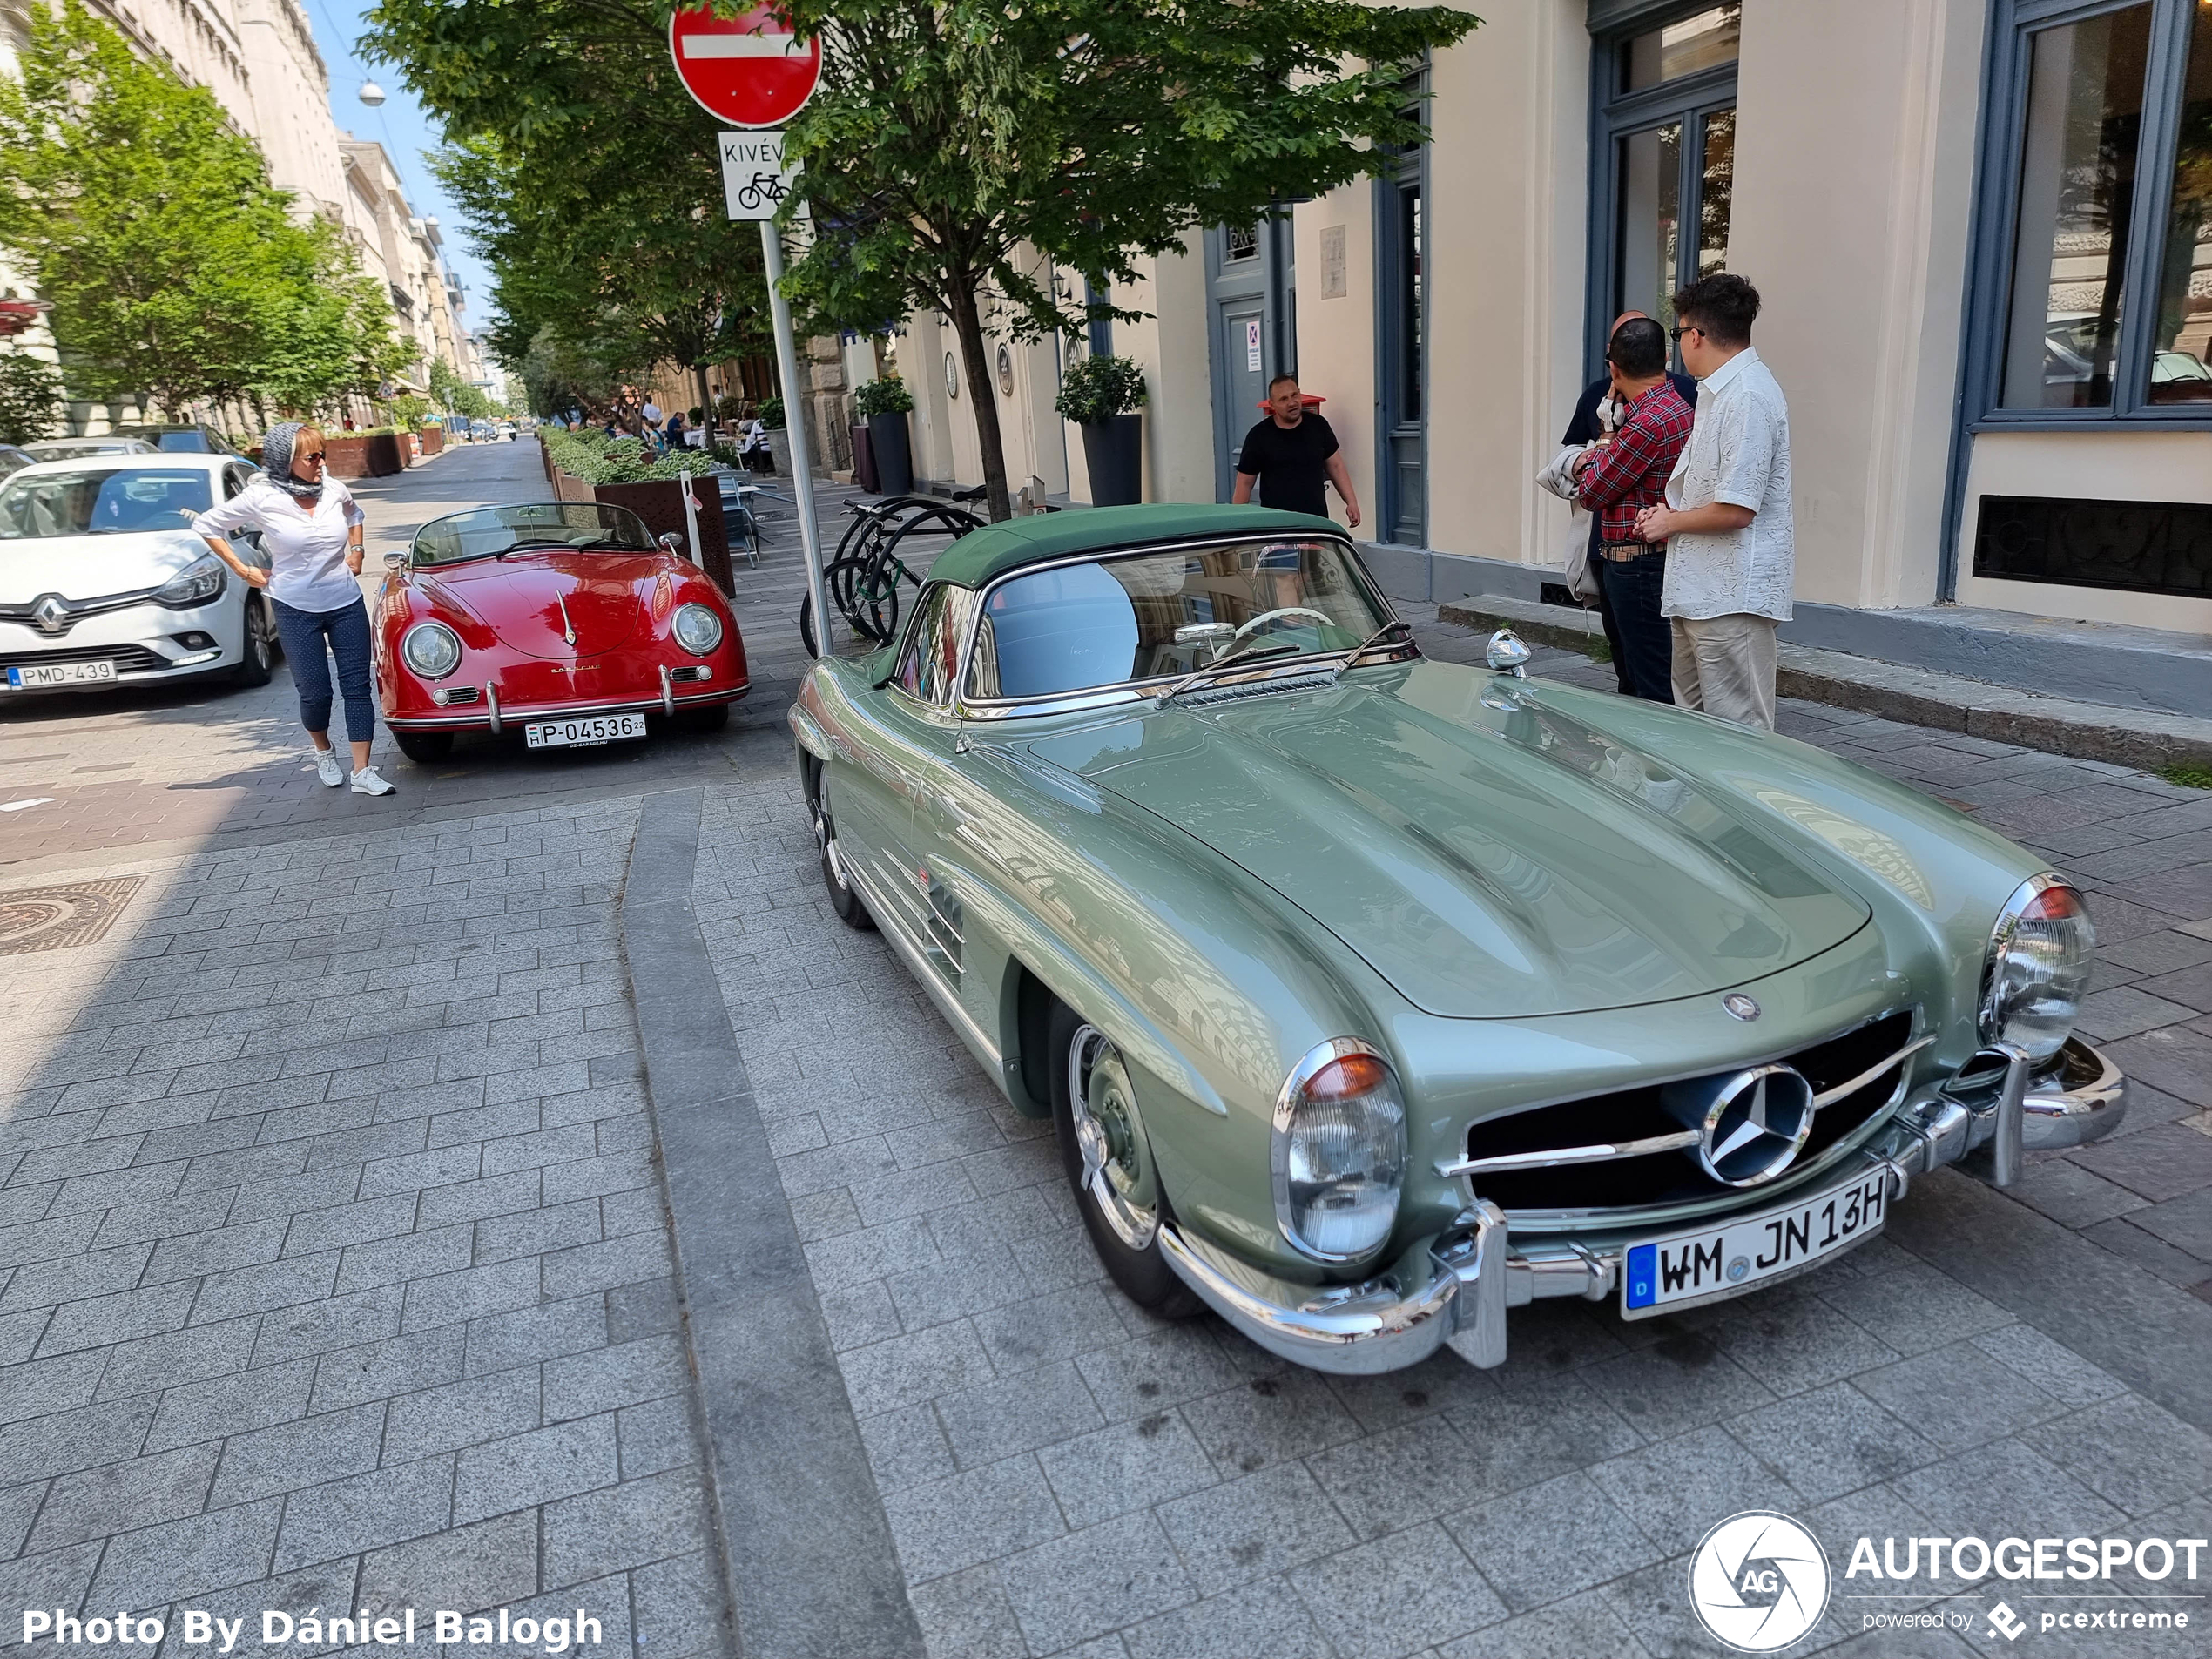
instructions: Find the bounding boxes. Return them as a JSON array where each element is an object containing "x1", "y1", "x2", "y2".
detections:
[{"x1": 191, "y1": 421, "x2": 395, "y2": 795}]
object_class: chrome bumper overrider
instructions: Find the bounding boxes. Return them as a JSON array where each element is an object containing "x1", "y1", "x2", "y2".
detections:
[{"x1": 1157, "y1": 1037, "x2": 2126, "y2": 1375}]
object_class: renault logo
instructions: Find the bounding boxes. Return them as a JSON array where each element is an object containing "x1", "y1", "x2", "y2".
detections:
[
  {"x1": 1662, "y1": 1062, "x2": 1816, "y2": 1188},
  {"x1": 31, "y1": 595, "x2": 70, "y2": 635}
]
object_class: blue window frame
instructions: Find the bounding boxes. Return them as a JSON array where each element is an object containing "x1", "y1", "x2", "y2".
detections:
[{"x1": 1962, "y1": 0, "x2": 2212, "y2": 428}]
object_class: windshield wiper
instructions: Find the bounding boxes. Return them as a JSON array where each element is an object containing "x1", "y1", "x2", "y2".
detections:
[
  {"x1": 1153, "y1": 640, "x2": 1298, "y2": 706},
  {"x1": 1329, "y1": 618, "x2": 1416, "y2": 682}
]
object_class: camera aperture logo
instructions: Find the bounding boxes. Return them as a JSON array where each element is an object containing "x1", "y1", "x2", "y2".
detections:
[{"x1": 1689, "y1": 1511, "x2": 1832, "y2": 1653}]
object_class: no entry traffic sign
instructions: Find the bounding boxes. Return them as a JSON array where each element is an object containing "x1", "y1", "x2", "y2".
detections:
[{"x1": 669, "y1": 3, "x2": 821, "y2": 129}]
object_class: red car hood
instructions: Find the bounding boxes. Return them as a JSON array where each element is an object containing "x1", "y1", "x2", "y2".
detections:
[{"x1": 421, "y1": 552, "x2": 658, "y2": 659}]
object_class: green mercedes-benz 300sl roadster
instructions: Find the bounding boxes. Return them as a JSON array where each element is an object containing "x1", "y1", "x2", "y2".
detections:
[{"x1": 788, "y1": 502, "x2": 2125, "y2": 1374}]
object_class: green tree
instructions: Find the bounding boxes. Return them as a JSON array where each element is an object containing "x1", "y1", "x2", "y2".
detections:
[
  {"x1": 774, "y1": 0, "x2": 1480, "y2": 517},
  {"x1": 0, "y1": 352, "x2": 65, "y2": 445},
  {"x1": 0, "y1": 2, "x2": 412, "y2": 421}
]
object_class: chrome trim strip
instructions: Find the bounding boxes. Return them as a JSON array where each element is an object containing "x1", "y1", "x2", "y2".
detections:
[
  {"x1": 843, "y1": 858, "x2": 1001, "y2": 1066},
  {"x1": 1436, "y1": 1130, "x2": 1703, "y2": 1178},
  {"x1": 1812, "y1": 1035, "x2": 1936, "y2": 1108},
  {"x1": 389, "y1": 685, "x2": 746, "y2": 732}
]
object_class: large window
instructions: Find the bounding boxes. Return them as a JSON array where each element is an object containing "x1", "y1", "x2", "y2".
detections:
[
  {"x1": 1589, "y1": 4, "x2": 1739, "y2": 370},
  {"x1": 1976, "y1": 0, "x2": 2212, "y2": 420}
]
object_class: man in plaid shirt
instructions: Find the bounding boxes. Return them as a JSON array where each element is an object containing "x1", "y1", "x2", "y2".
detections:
[{"x1": 1571, "y1": 316, "x2": 1693, "y2": 703}]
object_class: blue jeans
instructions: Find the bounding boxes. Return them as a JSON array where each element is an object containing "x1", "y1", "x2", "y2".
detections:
[
  {"x1": 1597, "y1": 552, "x2": 1676, "y2": 705},
  {"x1": 272, "y1": 596, "x2": 375, "y2": 743}
]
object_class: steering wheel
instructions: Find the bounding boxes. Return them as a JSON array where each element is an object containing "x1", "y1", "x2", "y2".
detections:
[{"x1": 1231, "y1": 606, "x2": 1334, "y2": 644}]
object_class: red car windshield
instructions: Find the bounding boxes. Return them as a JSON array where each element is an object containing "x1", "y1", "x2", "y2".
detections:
[{"x1": 411, "y1": 502, "x2": 654, "y2": 566}]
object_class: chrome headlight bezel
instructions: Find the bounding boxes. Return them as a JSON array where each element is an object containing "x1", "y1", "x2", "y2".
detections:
[
  {"x1": 152, "y1": 552, "x2": 227, "y2": 609},
  {"x1": 1978, "y1": 872, "x2": 2095, "y2": 1065},
  {"x1": 401, "y1": 620, "x2": 463, "y2": 680},
  {"x1": 1271, "y1": 1037, "x2": 1407, "y2": 1264},
  {"x1": 671, "y1": 602, "x2": 724, "y2": 656}
]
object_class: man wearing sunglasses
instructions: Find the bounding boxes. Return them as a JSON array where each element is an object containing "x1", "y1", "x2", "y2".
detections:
[
  {"x1": 192, "y1": 421, "x2": 395, "y2": 795},
  {"x1": 1632, "y1": 273, "x2": 1795, "y2": 732}
]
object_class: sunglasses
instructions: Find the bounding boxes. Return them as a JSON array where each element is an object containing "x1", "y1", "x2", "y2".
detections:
[
  {"x1": 1668, "y1": 325, "x2": 1703, "y2": 344},
  {"x1": 297, "y1": 450, "x2": 326, "y2": 462}
]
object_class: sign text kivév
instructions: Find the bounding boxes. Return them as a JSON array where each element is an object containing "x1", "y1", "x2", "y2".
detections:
[{"x1": 720, "y1": 130, "x2": 806, "y2": 222}]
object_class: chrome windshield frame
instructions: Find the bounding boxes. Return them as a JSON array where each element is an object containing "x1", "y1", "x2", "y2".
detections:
[
  {"x1": 947, "y1": 531, "x2": 1412, "y2": 722},
  {"x1": 408, "y1": 502, "x2": 655, "y2": 568}
]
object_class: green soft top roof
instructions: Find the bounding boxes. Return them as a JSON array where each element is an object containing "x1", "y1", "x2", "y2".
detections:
[{"x1": 926, "y1": 502, "x2": 1349, "y2": 590}]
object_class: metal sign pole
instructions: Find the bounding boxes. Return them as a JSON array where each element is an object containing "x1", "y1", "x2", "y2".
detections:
[{"x1": 759, "y1": 221, "x2": 832, "y2": 658}]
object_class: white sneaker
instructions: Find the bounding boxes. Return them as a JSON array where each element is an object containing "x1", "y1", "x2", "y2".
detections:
[
  {"x1": 349, "y1": 765, "x2": 395, "y2": 797},
  {"x1": 314, "y1": 749, "x2": 344, "y2": 787}
]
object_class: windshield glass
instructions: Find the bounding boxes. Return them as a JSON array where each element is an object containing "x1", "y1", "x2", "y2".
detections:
[
  {"x1": 412, "y1": 502, "x2": 653, "y2": 565},
  {"x1": 968, "y1": 537, "x2": 1393, "y2": 701},
  {"x1": 0, "y1": 468, "x2": 213, "y2": 538}
]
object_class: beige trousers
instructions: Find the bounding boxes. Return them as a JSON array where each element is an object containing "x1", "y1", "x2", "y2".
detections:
[{"x1": 1669, "y1": 613, "x2": 1779, "y2": 731}]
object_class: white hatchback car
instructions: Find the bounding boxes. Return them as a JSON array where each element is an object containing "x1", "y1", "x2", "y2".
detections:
[{"x1": 0, "y1": 453, "x2": 279, "y2": 694}]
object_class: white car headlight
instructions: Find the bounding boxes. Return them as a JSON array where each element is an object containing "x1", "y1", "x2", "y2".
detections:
[
  {"x1": 1979, "y1": 874, "x2": 2094, "y2": 1064},
  {"x1": 401, "y1": 621, "x2": 462, "y2": 680},
  {"x1": 152, "y1": 553, "x2": 226, "y2": 608},
  {"x1": 671, "y1": 602, "x2": 723, "y2": 656},
  {"x1": 1271, "y1": 1039, "x2": 1406, "y2": 1262}
]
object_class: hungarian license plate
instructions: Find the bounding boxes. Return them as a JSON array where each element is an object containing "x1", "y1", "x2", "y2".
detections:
[
  {"x1": 7, "y1": 660, "x2": 117, "y2": 688},
  {"x1": 1622, "y1": 1165, "x2": 1891, "y2": 1318},
  {"x1": 523, "y1": 712, "x2": 649, "y2": 750}
]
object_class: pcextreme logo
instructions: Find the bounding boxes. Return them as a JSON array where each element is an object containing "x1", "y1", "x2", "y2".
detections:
[{"x1": 1688, "y1": 1512, "x2": 1832, "y2": 1652}]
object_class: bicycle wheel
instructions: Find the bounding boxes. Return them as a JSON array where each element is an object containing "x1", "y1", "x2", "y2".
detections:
[{"x1": 849, "y1": 556, "x2": 903, "y2": 644}]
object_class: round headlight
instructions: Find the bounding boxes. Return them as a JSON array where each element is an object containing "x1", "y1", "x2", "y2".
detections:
[
  {"x1": 1271, "y1": 1040, "x2": 1406, "y2": 1262},
  {"x1": 671, "y1": 603, "x2": 723, "y2": 656},
  {"x1": 1979, "y1": 875, "x2": 2094, "y2": 1064},
  {"x1": 401, "y1": 621, "x2": 462, "y2": 680}
]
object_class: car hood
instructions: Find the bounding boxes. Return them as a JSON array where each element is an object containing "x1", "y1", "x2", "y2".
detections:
[
  {"x1": 1022, "y1": 671, "x2": 1871, "y2": 1019},
  {"x1": 421, "y1": 552, "x2": 658, "y2": 658},
  {"x1": 0, "y1": 533, "x2": 209, "y2": 602}
]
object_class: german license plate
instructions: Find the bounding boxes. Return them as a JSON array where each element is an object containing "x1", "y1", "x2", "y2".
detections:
[
  {"x1": 1622, "y1": 1166, "x2": 1891, "y2": 1318},
  {"x1": 523, "y1": 713, "x2": 648, "y2": 750},
  {"x1": 7, "y1": 660, "x2": 116, "y2": 688}
]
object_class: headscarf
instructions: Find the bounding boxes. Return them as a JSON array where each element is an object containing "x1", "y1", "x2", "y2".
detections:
[{"x1": 260, "y1": 421, "x2": 323, "y2": 501}]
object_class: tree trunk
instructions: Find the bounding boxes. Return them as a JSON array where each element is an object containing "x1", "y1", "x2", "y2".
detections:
[
  {"x1": 692, "y1": 363, "x2": 713, "y2": 426},
  {"x1": 946, "y1": 278, "x2": 1013, "y2": 523}
]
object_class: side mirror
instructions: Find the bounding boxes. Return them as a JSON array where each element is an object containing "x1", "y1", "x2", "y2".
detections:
[
  {"x1": 382, "y1": 550, "x2": 406, "y2": 570},
  {"x1": 658, "y1": 532, "x2": 685, "y2": 556},
  {"x1": 1486, "y1": 629, "x2": 1532, "y2": 678}
]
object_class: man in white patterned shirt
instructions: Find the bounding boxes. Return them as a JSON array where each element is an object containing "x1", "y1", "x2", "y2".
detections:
[{"x1": 1634, "y1": 273, "x2": 1794, "y2": 731}]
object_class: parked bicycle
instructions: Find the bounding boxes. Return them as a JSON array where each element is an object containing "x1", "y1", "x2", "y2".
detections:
[{"x1": 799, "y1": 489, "x2": 985, "y2": 657}]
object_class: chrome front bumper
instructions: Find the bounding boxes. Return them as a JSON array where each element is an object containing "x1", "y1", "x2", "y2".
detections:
[{"x1": 1157, "y1": 1036, "x2": 2126, "y2": 1376}]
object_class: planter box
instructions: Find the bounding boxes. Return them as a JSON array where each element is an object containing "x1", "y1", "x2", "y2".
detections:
[
  {"x1": 868, "y1": 412, "x2": 914, "y2": 496},
  {"x1": 1080, "y1": 414, "x2": 1143, "y2": 507},
  {"x1": 324, "y1": 434, "x2": 404, "y2": 480},
  {"x1": 583, "y1": 476, "x2": 735, "y2": 599},
  {"x1": 765, "y1": 428, "x2": 792, "y2": 478},
  {"x1": 420, "y1": 428, "x2": 444, "y2": 457},
  {"x1": 851, "y1": 424, "x2": 879, "y2": 494}
]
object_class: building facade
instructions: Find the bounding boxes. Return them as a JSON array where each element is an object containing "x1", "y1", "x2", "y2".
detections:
[{"x1": 933, "y1": 0, "x2": 2212, "y2": 701}]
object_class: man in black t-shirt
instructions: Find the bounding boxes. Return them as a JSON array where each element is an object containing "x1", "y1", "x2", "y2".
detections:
[{"x1": 1231, "y1": 374, "x2": 1360, "y2": 527}]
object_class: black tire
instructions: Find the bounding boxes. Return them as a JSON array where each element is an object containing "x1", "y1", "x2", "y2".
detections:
[
  {"x1": 806, "y1": 756, "x2": 873, "y2": 930},
  {"x1": 1047, "y1": 1000, "x2": 1201, "y2": 1318},
  {"x1": 393, "y1": 729, "x2": 455, "y2": 765},
  {"x1": 678, "y1": 701, "x2": 729, "y2": 732},
  {"x1": 229, "y1": 598, "x2": 276, "y2": 686}
]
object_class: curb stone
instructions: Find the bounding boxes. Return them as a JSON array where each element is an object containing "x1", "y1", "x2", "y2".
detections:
[
  {"x1": 620, "y1": 786, "x2": 925, "y2": 1659},
  {"x1": 1437, "y1": 596, "x2": 2212, "y2": 772}
]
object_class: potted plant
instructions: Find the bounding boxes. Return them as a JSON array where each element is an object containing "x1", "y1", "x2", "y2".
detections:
[
  {"x1": 854, "y1": 376, "x2": 915, "y2": 496},
  {"x1": 1056, "y1": 354, "x2": 1148, "y2": 506}
]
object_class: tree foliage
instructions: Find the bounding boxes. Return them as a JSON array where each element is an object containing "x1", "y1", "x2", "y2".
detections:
[
  {"x1": 0, "y1": 2, "x2": 415, "y2": 422},
  {"x1": 368, "y1": 0, "x2": 768, "y2": 428},
  {"x1": 365, "y1": 0, "x2": 1479, "y2": 517},
  {"x1": 775, "y1": 0, "x2": 1480, "y2": 517},
  {"x1": 0, "y1": 352, "x2": 65, "y2": 445}
]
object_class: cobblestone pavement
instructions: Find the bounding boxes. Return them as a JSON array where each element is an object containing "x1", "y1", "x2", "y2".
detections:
[
  {"x1": 690, "y1": 619, "x2": 2212, "y2": 1659},
  {"x1": 3, "y1": 436, "x2": 2211, "y2": 1659}
]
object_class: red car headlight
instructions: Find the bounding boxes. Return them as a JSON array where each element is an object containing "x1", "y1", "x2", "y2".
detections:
[
  {"x1": 401, "y1": 621, "x2": 462, "y2": 679},
  {"x1": 671, "y1": 603, "x2": 723, "y2": 655}
]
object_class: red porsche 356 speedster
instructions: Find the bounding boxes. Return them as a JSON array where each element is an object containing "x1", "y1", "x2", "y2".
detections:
[{"x1": 374, "y1": 502, "x2": 746, "y2": 764}]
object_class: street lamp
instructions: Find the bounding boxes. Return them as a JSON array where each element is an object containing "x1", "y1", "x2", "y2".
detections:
[{"x1": 357, "y1": 81, "x2": 387, "y2": 108}]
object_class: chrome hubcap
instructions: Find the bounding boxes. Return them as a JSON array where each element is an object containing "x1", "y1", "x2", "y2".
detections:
[{"x1": 1068, "y1": 1024, "x2": 1157, "y2": 1249}]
